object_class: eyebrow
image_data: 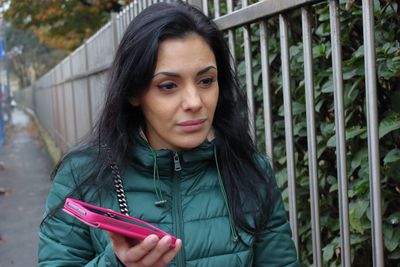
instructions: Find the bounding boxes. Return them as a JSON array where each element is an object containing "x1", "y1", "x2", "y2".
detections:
[{"x1": 153, "y1": 66, "x2": 217, "y2": 78}]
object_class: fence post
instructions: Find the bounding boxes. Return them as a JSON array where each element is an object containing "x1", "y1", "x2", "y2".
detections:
[
  {"x1": 83, "y1": 41, "x2": 93, "y2": 128},
  {"x1": 111, "y1": 13, "x2": 120, "y2": 54}
]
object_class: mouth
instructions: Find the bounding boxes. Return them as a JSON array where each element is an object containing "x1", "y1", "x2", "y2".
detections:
[{"x1": 177, "y1": 119, "x2": 207, "y2": 132}]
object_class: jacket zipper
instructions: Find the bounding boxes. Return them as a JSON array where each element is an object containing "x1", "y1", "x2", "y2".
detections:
[{"x1": 172, "y1": 152, "x2": 185, "y2": 267}]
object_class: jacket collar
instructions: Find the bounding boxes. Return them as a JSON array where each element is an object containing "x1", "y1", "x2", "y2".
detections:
[{"x1": 130, "y1": 129, "x2": 215, "y2": 177}]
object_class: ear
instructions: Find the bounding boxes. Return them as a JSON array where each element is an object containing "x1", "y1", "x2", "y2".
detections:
[{"x1": 129, "y1": 97, "x2": 140, "y2": 107}]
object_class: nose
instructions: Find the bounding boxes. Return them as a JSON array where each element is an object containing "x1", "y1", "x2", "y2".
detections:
[{"x1": 181, "y1": 84, "x2": 202, "y2": 112}]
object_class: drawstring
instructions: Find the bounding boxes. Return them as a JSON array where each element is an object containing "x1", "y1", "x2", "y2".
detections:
[
  {"x1": 213, "y1": 146, "x2": 239, "y2": 243},
  {"x1": 151, "y1": 150, "x2": 167, "y2": 207}
]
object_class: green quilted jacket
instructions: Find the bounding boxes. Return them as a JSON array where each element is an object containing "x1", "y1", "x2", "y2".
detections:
[{"x1": 38, "y1": 135, "x2": 299, "y2": 266}]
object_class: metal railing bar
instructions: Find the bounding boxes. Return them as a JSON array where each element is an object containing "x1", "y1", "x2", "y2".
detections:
[
  {"x1": 228, "y1": 30, "x2": 236, "y2": 67},
  {"x1": 329, "y1": 1, "x2": 351, "y2": 265},
  {"x1": 227, "y1": 0, "x2": 233, "y2": 13},
  {"x1": 129, "y1": 3, "x2": 134, "y2": 22},
  {"x1": 243, "y1": 24, "x2": 255, "y2": 140},
  {"x1": 121, "y1": 9, "x2": 125, "y2": 32},
  {"x1": 117, "y1": 14, "x2": 122, "y2": 43},
  {"x1": 214, "y1": 0, "x2": 220, "y2": 18},
  {"x1": 134, "y1": 1, "x2": 138, "y2": 16},
  {"x1": 361, "y1": 1, "x2": 384, "y2": 266},
  {"x1": 301, "y1": 7, "x2": 322, "y2": 267},
  {"x1": 279, "y1": 13, "x2": 299, "y2": 251},
  {"x1": 202, "y1": 0, "x2": 208, "y2": 16},
  {"x1": 259, "y1": 20, "x2": 274, "y2": 161},
  {"x1": 124, "y1": 7, "x2": 129, "y2": 31},
  {"x1": 241, "y1": 0, "x2": 255, "y2": 140},
  {"x1": 227, "y1": 0, "x2": 236, "y2": 66},
  {"x1": 215, "y1": 0, "x2": 322, "y2": 31},
  {"x1": 138, "y1": 0, "x2": 143, "y2": 13}
]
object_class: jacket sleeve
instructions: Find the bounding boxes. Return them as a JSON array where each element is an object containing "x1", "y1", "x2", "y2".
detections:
[
  {"x1": 253, "y1": 159, "x2": 299, "y2": 266},
  {"x1": 38, "y1": 157, "x2": 123, "y2": 267}
]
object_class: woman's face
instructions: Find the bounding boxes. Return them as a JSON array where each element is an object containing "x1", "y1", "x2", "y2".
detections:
[{"x1": 131, "y1": 33, "x2": 219, "y2": 151}]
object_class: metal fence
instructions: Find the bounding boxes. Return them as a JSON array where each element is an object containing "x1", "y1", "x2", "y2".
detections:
[{"x1": 15, "y1": 0, "x2": 384, "y2": 266}]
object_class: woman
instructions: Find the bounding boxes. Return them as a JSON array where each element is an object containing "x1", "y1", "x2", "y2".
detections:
[{"x1": 38, "y1": 1, "x2": 299, "y2": 266}]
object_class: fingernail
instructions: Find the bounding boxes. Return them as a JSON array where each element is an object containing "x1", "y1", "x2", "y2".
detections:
[
  {"x1": 148, "y1": 235, "x2": 158, "y2": 245},
  {"x1": 163, "y1": 236, "x2": 171, "y2": 244}
]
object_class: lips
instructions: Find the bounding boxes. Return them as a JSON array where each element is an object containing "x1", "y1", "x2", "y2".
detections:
[{"x1": 177, "y1": 119, "x2": 207, "y2": 132}]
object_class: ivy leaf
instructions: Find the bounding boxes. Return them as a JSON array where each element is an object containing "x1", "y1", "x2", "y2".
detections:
[
  {"x1": 343, "y1": 67, "x2": 360, "y2": 80},
  {"x1": 349, "y1": 147, "x2": 368, "y2": 175},
  {"x1": 294, "y1": 121, "x2": 307, "y2": 137},
  {"x1": 347, "y1": 126, "x2": 367, "y2": 139},
  {"x1": 329, "y1": 183, "x2": 338, "y2": 193},
  {"x1": 326, "y1": 126, "x2": 367, "y2": 147},
  {"x1": 385, "y1": 237, "x2": 398, "y2": 253},
  {"x1": 349, "y1": 199, "x2": 369, "y2": 234},
  {"x1": 321, "y1": 79, "x2": 333, "y2": 93},
  {"x1": 322, "y1": 243, "x2": 335, "y2": 262},
  {"x1": 384, "y1": 225, "x2": 399, "y2": 252},
  {"x1": 353, "y1": 200, "x2": 369, "y2": 219},
  {"x1": 321, "y1": 122, "x2": 335, "y2": 137},
  {"x1": 275, "y1": 169, "x2": 287, "y2": 188},
  {"x1": 350, "y1": 234, "x2": 369, "y2": 245},
  {"x1": 327, "y1": 135, "x2": 336, "y2": 147},
  {"x1": 379, "y1": 112, "x2": 400, "y2": 138},
  {"x1": 349, "y1": 209, "x2": 364, "y2": 234},
  {"x1": 383, "y1": 149, "x2": 400, "y2": 164},
  {"x1": 292, "y1": 101, "x2": 306, "y2": 116}
]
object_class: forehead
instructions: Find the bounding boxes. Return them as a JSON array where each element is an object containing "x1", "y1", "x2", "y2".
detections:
[{"x1": 155, "y1": 34, "x2": 216, "y2": 72}]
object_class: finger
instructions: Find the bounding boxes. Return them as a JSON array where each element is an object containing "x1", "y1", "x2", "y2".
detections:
[
  {"x1": 161, "y1": 238, "x2": 183, "y2": 264},
  {"x1": 140, "y1": 236, "x2": 174, "y2": 266},
  {"x1": 124, "y1": 234, "x2": 159, "y2": 262},
  {"x1": 108, "y1": 231, "x2": 140, "y2": 246},
  {"x1": 108, "y1": 232, "x2": 132, "y2": 251}
]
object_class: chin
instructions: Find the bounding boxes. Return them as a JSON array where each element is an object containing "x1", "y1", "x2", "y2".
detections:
[{"x1": 176, "y1": 138, "x2": 207, "y2": 150}]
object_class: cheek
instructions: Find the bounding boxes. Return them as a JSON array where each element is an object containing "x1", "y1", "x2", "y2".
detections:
[
  {"x1": 142, "y1": 99, "x2": 175, "y2": 126},
  {"x1": 208, "y1": 88, "x2": 219, "y2": 113}
]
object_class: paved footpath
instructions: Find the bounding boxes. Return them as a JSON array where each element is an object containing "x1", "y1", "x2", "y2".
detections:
[{"x1": 0, "y1": 109, "x2": 53, "y2": 267}]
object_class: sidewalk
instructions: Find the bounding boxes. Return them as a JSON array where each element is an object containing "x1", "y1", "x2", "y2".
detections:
[{"x1": 0, "y1": 108, "x2": 53, "y2": 266}]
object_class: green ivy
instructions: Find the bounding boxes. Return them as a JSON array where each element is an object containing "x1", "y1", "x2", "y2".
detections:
[{"x1": 220, "y1": 0, "x2": 399, "y2": 265}]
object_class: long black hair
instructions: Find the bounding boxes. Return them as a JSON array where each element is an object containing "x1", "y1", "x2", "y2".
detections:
[{"x1": 48, "y1": 1, "x2": 276, "y2": 235}]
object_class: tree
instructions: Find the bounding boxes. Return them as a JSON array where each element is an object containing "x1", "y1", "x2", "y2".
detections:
[
  {"x1": 4, "y1": 26, "x2": 67, "y2": 89},
  {"x1": 2, "y1": 0, "x2": 129, "y2": 51}
]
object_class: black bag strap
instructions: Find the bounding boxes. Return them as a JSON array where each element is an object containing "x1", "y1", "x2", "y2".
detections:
[{"x1": 102, "y1": 144, "x2": 130, "y2": 215}]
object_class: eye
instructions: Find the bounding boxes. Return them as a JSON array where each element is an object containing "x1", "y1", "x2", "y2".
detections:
[
  {"x1": 198, "y1": 77, "x2": 215, "y2": 88},
  {"x1": 157, "y1": 81, "x2": 177, "y2": 91}
]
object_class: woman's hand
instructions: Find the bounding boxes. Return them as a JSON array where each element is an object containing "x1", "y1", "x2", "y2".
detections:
[{"x1": 109, "y1": 232, "x2": 182, "y2": 267}]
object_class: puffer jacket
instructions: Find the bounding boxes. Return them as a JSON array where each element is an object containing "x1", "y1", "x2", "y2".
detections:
[{"x1": 38, "y1": 134, "x2": 299, "y2": 266}]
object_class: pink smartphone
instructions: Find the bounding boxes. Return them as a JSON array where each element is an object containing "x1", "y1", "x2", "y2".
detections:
[{"x1": 63, "y1": 198, "x2": 176, "y2": 248}]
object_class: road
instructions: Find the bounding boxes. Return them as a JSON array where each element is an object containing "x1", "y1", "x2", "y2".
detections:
[{"x1": 0, "y1": 108, "x2": 53, "y2": 266}]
